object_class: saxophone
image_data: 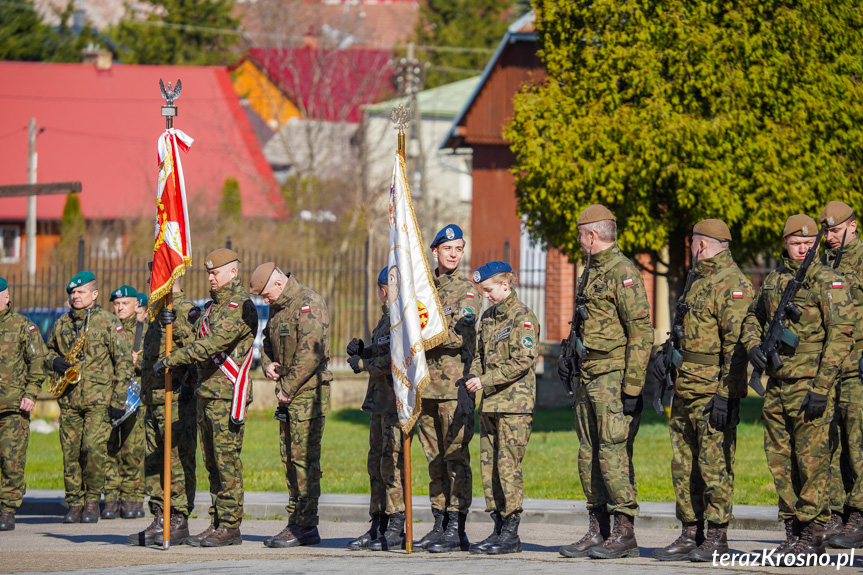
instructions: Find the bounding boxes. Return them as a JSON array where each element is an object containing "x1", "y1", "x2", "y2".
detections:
[{"x1": 48, "y1": 312, "x2": 90, "y2": 398}]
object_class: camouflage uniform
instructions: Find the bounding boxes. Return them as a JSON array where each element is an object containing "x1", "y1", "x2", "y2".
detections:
[
  {"x1": 361, "y1": 306, "x2": 405, "y2": 516},
  {"x1": 669, "y1": 249, "x2": 753, "y2": 525},
  {"x1": 47, "y1": 306, "x2": 133, "y2": 506},
  {"x1": 470, "y1": 289, "x2": 539, "y2": 517},
  {"x1": 164, "y1": 278, "x2": 257, "y2": 529},
  {"x1": 823, "y1": 237, "x2": 863, "y2": 516},
  {"x1": 741, "y1": 256, "x2": 854, "y2": 524},
  {"x1": 141, "y1": 291, "x2": 199, "y2": 516},
  {"x1": 103, "y1": 315, "x2": 146, "y2": 505},
  {"x1": 262, "y1": 274, "x2": 332, "y2": 527},
  {"x1": 417, "y1": 268, "x2": 477, "y2": 514},
  {"x1": 576, "y1": 244, "x2": 653, "y2": 517},
  {"x1": 0, "y1": 308, "x2": 48, "y2": 512}
]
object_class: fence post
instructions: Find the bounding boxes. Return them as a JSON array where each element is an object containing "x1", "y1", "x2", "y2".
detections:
[
  {"x1": 503, "y1": 239, "x2": 510, "y2": 265},
  {"x1": 225, "y1": 236, "x2": 232, "y2": 250},
  {"x1": 77, "y1": 235, "x2": 85, "y2": 271},
  {"x1": 364, "y1": 237, "x2": 371, "y2": 338}
]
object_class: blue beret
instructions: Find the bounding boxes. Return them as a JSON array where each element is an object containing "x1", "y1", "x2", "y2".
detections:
[
  {"x1": 66, "y1": 271, "x2": 96, "y2": 294},
  {"x1": 136, "y1": 293, "x2": 149, "y2": 307},
  {"x1": 377, "y1": 266, "x2": 389, "y2": 285},
  {"x1": 0, "y1": 276, "x2": 6, "y2": 292},
  {"x1": 473, "y1": 261, "x2": 512, "y2": 283},
  {"x1": 109, "y1": 285, "x2": 138, "y2": 301},
  {"x1": 430, "y1": 224, "x2": 463, "y2": 248}
]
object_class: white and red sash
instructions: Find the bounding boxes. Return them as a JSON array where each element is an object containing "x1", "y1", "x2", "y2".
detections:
[{"x1": 200, "y1": 303, "x2": 253, "y2": 424}]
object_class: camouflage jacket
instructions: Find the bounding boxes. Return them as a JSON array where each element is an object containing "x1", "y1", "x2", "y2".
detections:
[
  {"x1": 469, "y1": 289, "x2": 540, "y2": 414},
  {"x1": 580, "y1": 244, "x2": 654, "y2": 395},
  {"x1": 262, "y1": 274, "x2": 332, "y2": 419},
  {"x1": 675, "y1": 250, "x2": 754, "y2": 399},
  {"x1": 140, "y1": 291, "x2": 200, "y2": 406},
  {"x1": 0, "y1": 308, "x2": 49, "y2": 413},
  {"x1": 360, "y1": 305, "x2": 395, "y2": 415},
  {"x1": 741, "y1": 255, "x2": 854, "y2": 393},
  {"x1": 823, "y1": 236, "x2": 863, "y2": 379},
  {"x1": 424, "y1": 268, "x2": 477, "y2": 400},
  {"x1": 118, "y1": 315, "x2": 147, "y2": 376},
  {"x1": 46, "y1": 305, "x2": 133, "y2": 410},
  {"x1": 165, "y1": 278, "x2": 257, "y2": 401}
]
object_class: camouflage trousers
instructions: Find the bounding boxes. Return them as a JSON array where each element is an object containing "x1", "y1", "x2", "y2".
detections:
[
  {"x1": 0, "y1": 411, "x2": 29, "y2": 512},
  {"x1": 199, "y1": 397, "x2": 244, "y2": 528},
  {"x1": 103, "y1": 406, "x2": 146, "y2": 502},
  {"x1": 59, "y1": 405, "x2": 112, "y2": 505},
  {"x1": 144, "y1": 398, "x2": 198, "y2": 516},
  {"x1": 280, "y1": 410, "x2": 326, "y2": 526},
  {"x1": 417, "y1": 398, "x2": 473, "y2": 512},
  {"x1": 575, "y1": 370, "x2": 641, "y2": 516},
  {"x1": 762, "y1": 377, "x2": 834, "y2": 524},
  {"x1": 368, "y1": 412, "x2": 405, "y2": 516},
  {"x1": 479, "y1": 412, "x2": 532, "y2": 517},
  {"x1": 669, "y1": 394, "x2": 737, "y2": 524},
  {"x1": 828, "y1": 376, "x2": 863, "y2": 512}
]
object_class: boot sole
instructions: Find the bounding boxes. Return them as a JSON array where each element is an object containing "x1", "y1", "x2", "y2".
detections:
[
  {"x1": 486, "y1": 542, "x2": 522, "y2": 555},
  {"x1": 428, "y1": 543, "x2": 470, "y2": 553},
  {"x1": 652, "y1": 552, "x2": 695, "y2": 561},
  {"x1": 266, "y1": 536, "x2": 322, "y2": 548},
  {"x1": 200, "y1": 538, "x2": 243, "y2": 547},
  {"x1": 589, "y1": 547, "x2": 639, "y2": 559},
  {"x1": 81, "y1": 518, "x2": 99, "y2": 524},
  {"x1": 127, "y1": 533, "x2": 156, "y2": 546},
  {"x1": 560, "y1": 547, "x2": 594, "y2": 558},
  {"x1": 828, "y1": 538, "x2": 862, "y2": 549}
]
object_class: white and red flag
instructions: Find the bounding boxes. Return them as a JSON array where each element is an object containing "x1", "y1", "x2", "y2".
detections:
[{"x1": 149, "y1": 128, "x2": 193, "y2": 318}]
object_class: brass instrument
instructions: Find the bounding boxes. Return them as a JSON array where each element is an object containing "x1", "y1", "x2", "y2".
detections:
[{"x1": 48, "y1": 312, "x2": 90, "y2": 398}]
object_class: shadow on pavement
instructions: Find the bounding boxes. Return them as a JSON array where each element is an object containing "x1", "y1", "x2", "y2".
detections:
[{"x1": 40, "y1": 531, "x2": 129, "y2": 545}]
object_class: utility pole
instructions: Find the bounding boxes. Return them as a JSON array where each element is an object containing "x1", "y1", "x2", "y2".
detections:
[{"x1": 26, "y1": 118, "x2": 37, "y2": 282}]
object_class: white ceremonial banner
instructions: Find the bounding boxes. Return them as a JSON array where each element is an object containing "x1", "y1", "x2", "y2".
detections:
[{"x1": 387, "y1": 153, "x2": 447, "y2": 432}]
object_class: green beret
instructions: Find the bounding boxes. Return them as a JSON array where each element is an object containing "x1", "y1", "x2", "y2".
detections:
[
  {"x1": 0, "y1": 276, "x2": 6, "y2": 292},
  {"x1": 109, "y1": 285, "x2": 138, "y2": 301},
  {"x1": 577, "y1": 204, "x2": 616, "y2": 226},
  {"x1": 136, "y1": 293, "x2": 149, "y2": 308},
  {"x1": 66, "y1": 271, "x2": 96, "y2": 294}
]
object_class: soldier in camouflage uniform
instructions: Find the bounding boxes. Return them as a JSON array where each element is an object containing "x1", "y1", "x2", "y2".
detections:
[
  {"x1": 249, "y1": 262, "x2": 332, "y2": 548},
  {"x1": 818, "y1": 202, "x2": 863, "y2": 549},
  {"x1": 416, "y1": 224, "x2": 477, "y2": 552},
  {"x1": 157, "y1": 249, "x2": 257, "y2": 547},
  {"x1": 46, "y1": 271, "x2": 134, "y2": 524},
  {"x1": 127, "y1": 279, "x2": 200, "y2": 546},
  {"x1": 742, "y1": 214, "x2": 854, "y2": 560},
  {"x1": 464, "y1": 261, "x2": 540, "y2": 555},
  {"x1": 102, "y1": 285, "x2": 146, "y2": 520},
  {"x1": 557, "y1": 205, "x2": 654, "y2": 560},
  {"x1": 651, "y1": 220, "x2": 754, "y2": 562},
  {"x1": 0, "y1": 276, "x2": 49, "y2": 530},
  {"x1": 345, "y1": 266, "x2": 406, "y2": 551}
]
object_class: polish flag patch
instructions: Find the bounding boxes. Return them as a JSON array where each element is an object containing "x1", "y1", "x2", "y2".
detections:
[
  {"x1": 623, "y1": 278, "x2": 634, "y2": 287},
  {"x1": 28, "y1": 325, "x2": 37, "y2": 333},
  {"x1": 301, "y1": 305, "x2": 311, "y2": 313},
  {"x1": 229, "y1": 302, "x2": 239, "y2": 308},
  {"x1": 732, "y1": 291, "x2": 744, "y2": 299},
  {"x1": 116, "y1": 326, "x2": 123, "y2": 332},
  {"x1": 524, "y1": 321, "x2": 532, "y2": 328},
  {"x1": 832, "y1": 281, "x2": 844, "y2": 289},
  {"x1": 466, "y1": 292, "x2": 475, "y2": 298}
]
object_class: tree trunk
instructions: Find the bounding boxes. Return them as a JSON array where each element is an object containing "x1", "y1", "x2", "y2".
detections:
[{"x1": 665, "y1": 224, "x2": 691, "y2": 313}]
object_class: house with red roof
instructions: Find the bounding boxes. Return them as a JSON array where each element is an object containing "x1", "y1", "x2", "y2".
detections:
[{"x1": 0, "y1": 60, "x2": 284, "y2": 269}]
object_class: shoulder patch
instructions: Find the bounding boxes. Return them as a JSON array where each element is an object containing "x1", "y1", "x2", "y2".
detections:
[
  {"x1": 521, "y1": 335, "x2": 534, "y2": 349},
  {"x1": 832, "y1": 281, "x2": 844, "y2": 289},
  {"x1": 301, "y1": 305, "x2": 311, "y2": 313},
  {"x1": 732, "y1": 291, "x2": 744, "y2": 299},
  {"x1": 229, "y1": 301, "x2": 239, "y2": 308},
  {"x1": 466, "y1": 292, "x2": 475, "y2": 298},
  {"x1": 523, "y1": 321, "x2": 532, "y2": 328},
  {"x1": 462, "y1": 306, "x2": 475, "y2": 317},
  {"x1": 116, "y1": 326, "x2": 123, "y2": 332},
  {"x1": 29, "y1": 325, "x2": 37, "y2": 333},
  {"x1": 622, "y1": 278, "x2": 634, "y2": 287},
  {"x1": 188, "y1": 307, "x2": 201, "y2": 321}
]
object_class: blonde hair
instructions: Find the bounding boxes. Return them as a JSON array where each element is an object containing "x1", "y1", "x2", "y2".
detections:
[{"x1": 491, "y1": 271, "x2": 518, "y2": 286}]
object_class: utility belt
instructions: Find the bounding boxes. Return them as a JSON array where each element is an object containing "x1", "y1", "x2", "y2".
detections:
[
  {"x1": 579, "y1": 345, "x2": 626, "y2": 362},
  {"x1": 779, "y1": 341, "x2": 824, "y2": 356},
  {"x1": 680, "y1": 350, "x2": 720, "y2": 366}
]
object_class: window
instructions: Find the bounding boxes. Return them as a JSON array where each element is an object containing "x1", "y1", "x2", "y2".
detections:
[{"x1": 0, "y1": 226, "x2": 20, "y2": 263}]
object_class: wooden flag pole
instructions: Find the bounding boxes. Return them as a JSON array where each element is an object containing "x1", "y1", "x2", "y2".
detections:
[{"x1": 163, "y1": 293, "x2": 173, "y2": 549}]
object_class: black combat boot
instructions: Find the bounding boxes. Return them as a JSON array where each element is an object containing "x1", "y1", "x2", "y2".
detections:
[
  {"x1": 469, "y1": 511, "x2": 502, "y2": 554},
  {"x1": 588, "y1": 512, "x2": 638, "y2": 559},
  {"x1": 347, "y1": 513, "x2": 387, "y2": 550},
  {"x1": 652, "y1": 521, "x2": 703, "y2": 561},
  {"x1": 81, "y1": 501, "x2": 100, "y2": 523},
  {"x1": 369, "y1": 513, "x2": 405, "y2": 551},
  {"x1": 414, "y1": 508, "x2": 446, "y2": 552},
  {"x1": 773, "y1": 518, "x2": 799, "y2": 556},
  {"x1": 63, "y1": 505, "x2": 83, "y2": 524},
  {"x1": 486, "y1": 514, "x2": 521, "y2": 554},
  {"x1": 0, "y1": 512, "x2": 15, "y2": 531},
  {"x1": 824, "y1": 510, "x2": 844, "y2": 540},
  {"x1": 560, "y1": 510, "x2": 610, "y2": 558},
  {"x1": 126, "y1": 506, "x2": 163, "y2": 546},
  {"x1": 429, "y1": 511, "x2": 469, "y2": 552},
  {"x1": 101, "y1": 500, "x2": 119, "y2": 520},
  {"x1": 689, "y1": 522, "x2": 729, "y2": 562},
  {"x1": 830, "y1": 509, "x2": 863, "y2": 549},
  {"x1": 786, "y1": 521, "x2": 826, "y2": 560},
  {"x1": 264, "y1": 524, "x2": 321, "y2": 548}
]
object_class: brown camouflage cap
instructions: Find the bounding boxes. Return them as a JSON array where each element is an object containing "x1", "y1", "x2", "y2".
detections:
[
  {"x1": 819, "y1": 201, "x2": 855, "y2": 227},
  {"x1": 577, "y1": 204, "x2": 616, "y2": 225},
  {"x1": 693, "y1": 219, "x2": 732, "y2": 242},
  {"x1": 783, "y1": 214, "x2": 819, "y2": 238},
  {"x1": 249, "y1": 262, "x2": 277, "y2": 295},
  {"x1": 204, "y1": 248, "x2": 240, "y2": 271}
]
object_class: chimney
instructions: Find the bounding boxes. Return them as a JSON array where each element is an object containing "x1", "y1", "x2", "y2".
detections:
[{"x1": 81, "y1": 42, "x2": 112, "y2": 70}]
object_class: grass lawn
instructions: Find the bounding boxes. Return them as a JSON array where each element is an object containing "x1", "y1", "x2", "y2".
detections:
[{"x1": 25, "y1": 396, "x2": 778, "y2": 506}]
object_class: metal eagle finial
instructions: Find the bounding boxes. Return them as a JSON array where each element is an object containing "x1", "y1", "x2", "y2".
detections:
[
  {"x1": 159, "y1": 79, "x2": 182, "y2": 107},
  {"x1": 391, "y1": 104, "x2": 411, "y2": 134}
]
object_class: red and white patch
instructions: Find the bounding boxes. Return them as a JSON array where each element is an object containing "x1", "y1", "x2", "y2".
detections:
[
  {"x1": 466, "y1": 292, "x2": 475, "y2": 298},
  {"x1": 116, "y1": 326, "x2": 123, "y2": 332},
  {"x1": 622, "y1": 278, "x2": 634, "y2": 287},
  {"x1": 832, "y1": 281, "x2": 844, "y2": 289},
  {"x1": 732, "y1": 291, "x2": 744, "y2": 299},
  {"x1": 228, "y1": 302, "x2": 239, "y2": 308},
  {"x1": 524, "y1": 321, "x2": 532, "y2": 328},
  {"x1": 28, "y1": 325, "x2": 37, "y2": 333},
  {"x1": 301, "y1": 305, "x2": 311, "y2": 313}
]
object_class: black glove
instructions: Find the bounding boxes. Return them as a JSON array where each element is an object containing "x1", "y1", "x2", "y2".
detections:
[
  {"x1": 177, "y1": 384, "x2": 195, "y2": 403},
  {"x1": 705, "y1": 395, "x2": 730, "y2": 429},
  {"x1": 273, "y1": 405, "x2": 289, "y2": 423},
  {"x1": 748, "y1": 346, "x2": 767, "y2": 371},
  {"x1": 346, "y1": 338, "x2": 364, "y2": 357},
  {"x1": 109, "y1": 407, "x2": 126, "y2": 422},
  {"x1": 347, "y1": 355, "x2": 363, "y2": 374},
  {"x1": 858, "y1": 356, "x2": 862, "y2": 383},
  {"x1": 801, "y1": 390, "x2": 828, "y2": 421},
  {"x1": 622, "y1": 392, "x2": 643, "y2": 416},
  {"x1": 159, "y1": 307, "x2": 176, "y2": 326},
  {"x1": 52, "y1": 357, "x2": 72, "y2": 375},
  {"x1": 652, "y1": 349, "x2": 668, "y2": 383},
  {"x1": 152, "y1": 359, "x2": 167, "y2": 375},
  {"x1": 557, "y1": 355, "x2": 572, "y2": 383}
]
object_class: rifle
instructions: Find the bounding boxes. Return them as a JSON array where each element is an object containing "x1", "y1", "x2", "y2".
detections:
[
  {"x1": 748, "y1": 224, "x2": 827, "y2": 396},
  {"x1": 833, "y1": 228, "x2": 848, "y2": 270},
  {"x1": 653, "y1": 254, "x2": 698, "y2": 415},
  {"x1": 560, "y1": 250, "x2": 591, "y2": 397}
]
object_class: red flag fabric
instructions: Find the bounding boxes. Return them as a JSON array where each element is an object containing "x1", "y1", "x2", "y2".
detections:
[{"x1": 149, "y1": 128, "x2": 193, "y2": 319}]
